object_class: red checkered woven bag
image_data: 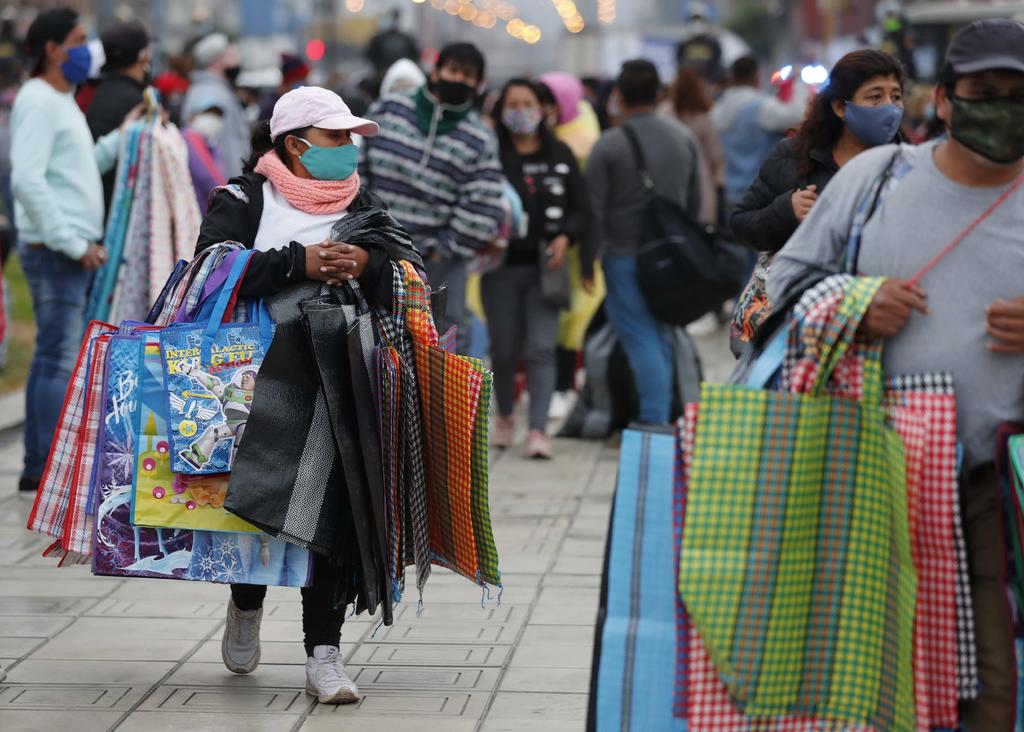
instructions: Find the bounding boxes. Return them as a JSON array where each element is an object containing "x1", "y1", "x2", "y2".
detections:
[
  {"x1": 406, "y1": 306, "x2": 484, "y2": 582},
  {"x1": 885, "y1": 376, "x2": 964, "y2": 726},
  {"x1": 27, "y1": 321, "x2": 117, "y2": 542},
  {"x1": 61, "y1": 335, "x2": 113, "y2": 559}
]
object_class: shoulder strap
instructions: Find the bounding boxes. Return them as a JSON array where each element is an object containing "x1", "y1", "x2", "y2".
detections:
[
  {"x1": 909, "y1": 172, "x2": 1024, "y2": 285},
  {"x1": 843, "y1": 148, "x2": 905, "y2": 274},
  {"x1": 240, "y1": 173, "x2": 265, "y2": 247},
  {"x1": 621, "y1": 123, "x2": 654, "y2": 192}
]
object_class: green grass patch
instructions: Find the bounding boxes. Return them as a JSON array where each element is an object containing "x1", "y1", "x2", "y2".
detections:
[{"x1": 1, "y1": 253, "x2": 36, "y2": 395}]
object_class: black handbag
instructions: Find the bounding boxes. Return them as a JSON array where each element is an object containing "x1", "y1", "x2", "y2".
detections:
[
  {"x1": 622, "y1": 124, "x2": 746, "y2": 327},
  {"x1": 539, "y1": 243, "x2": 572, "y2": 310}
]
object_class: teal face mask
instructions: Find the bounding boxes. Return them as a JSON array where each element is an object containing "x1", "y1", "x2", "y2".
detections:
[{"x1": 296, "y1": 138, "x2": 359, "y2": 181}]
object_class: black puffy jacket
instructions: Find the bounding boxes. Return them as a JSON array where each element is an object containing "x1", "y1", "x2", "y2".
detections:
[
  {"x1": 195, "y1": 172, "x2": 403, "y2": 302},
  {"x1": 729, "y1": 137, "x2": 838, "y2": 253}
]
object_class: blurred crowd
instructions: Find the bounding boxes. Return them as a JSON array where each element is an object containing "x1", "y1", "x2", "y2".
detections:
[{"x1": 0, "y1": 4, "x2": 989, "y2": 475}]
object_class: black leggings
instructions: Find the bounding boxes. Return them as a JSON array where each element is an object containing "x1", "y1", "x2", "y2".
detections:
[{"x1": 230, "y1": 553, "x2": 345, "y2": 657}]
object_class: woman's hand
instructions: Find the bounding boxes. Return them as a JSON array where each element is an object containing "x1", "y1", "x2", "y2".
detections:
[
  {"x1": 545, "y1": 234, "x2": 570, "y2": 271},
  {"x1": 120, "y1": 102, "x2": 146, "y2": 132},
  {"x1": 790, "y1": 185, "x2": 818, "y2": 222},
  {"x1": 79, "y1": 243, "x2": 107, "y2": 271},
  {"x1": 860, "y1": 278, "x2": 928, "y2": 339},
  {"x1": 305, "y1": 241, "x2": 370, "y2": 287}
]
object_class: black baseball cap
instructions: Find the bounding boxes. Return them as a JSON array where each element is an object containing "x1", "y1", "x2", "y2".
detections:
[
  {"x1": 101, "y1": 20, "x2": 149, "y2": 71},
  {"x1": 942, "y1": 18, "x2": 1024, "y2": 81}
]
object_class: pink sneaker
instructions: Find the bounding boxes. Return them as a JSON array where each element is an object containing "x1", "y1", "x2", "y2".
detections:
[
  {"x1": 494, "y1": 415, "x2": 516, "y2": 449},
  {"x1": 526, "y1": 430, "x2": 552, "y2": 460}
]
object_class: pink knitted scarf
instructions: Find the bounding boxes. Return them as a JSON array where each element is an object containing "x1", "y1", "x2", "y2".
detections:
[{"x1": 254, "y1": 151, "x2": 360, "y2": 215}]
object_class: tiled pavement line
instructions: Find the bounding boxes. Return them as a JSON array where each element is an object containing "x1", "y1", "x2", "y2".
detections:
[
  {"x1": 0, "y1": 492, "x2": 122, "y2": 678},
  {"x1": 0, "y1": 483, "x2": 229, "y2": 730},
  {"x1": 473, "y1": 439, "x2": 606, "y2": 730},
  {"x1": 107, "y1": 615, "x2": 229, "y2": 730}
]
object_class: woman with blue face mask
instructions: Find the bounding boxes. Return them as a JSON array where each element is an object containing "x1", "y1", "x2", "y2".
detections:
[
  {"x1": 732, "y1": 50, "x2": 906, "y2": 255},
  {"x1": 10, "y1": 7, "x2": 141, "y2": 494},
  {"x1": 729, "y1": 49, "x2": 906, "y2": 347}
]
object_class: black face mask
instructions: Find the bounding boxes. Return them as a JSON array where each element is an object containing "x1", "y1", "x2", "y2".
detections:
[
  {"x1": 224, "y1": 65, "x2": 241, "y2": 84},
  {"x1": 434, "y1": 78, "x2": 474, "y2": 107}
]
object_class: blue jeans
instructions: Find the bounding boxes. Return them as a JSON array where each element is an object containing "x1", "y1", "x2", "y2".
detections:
[
  {"x1": 19, "y1": 245, "x2": 91, "y2": 480},
  {"x1": 602, "y1": 254, "x2": 673, "y2": 424}
]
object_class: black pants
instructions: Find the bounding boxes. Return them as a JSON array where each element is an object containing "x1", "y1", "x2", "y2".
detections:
[
  {"x1": 556, "y1": 346, "x2": 577, "y2": 393},
  {"x1": 230, "y1": 553, "x2": 345, "y2": 657},
  {"x1": 958, "y1": 464, "x2": 1015, "y2": 731}
]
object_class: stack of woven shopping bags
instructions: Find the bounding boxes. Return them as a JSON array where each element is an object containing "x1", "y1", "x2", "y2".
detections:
[
  {"x1": 85, "y1": 103, "x2": 201, "y2": 326},
  {"x1": 590, "y1": 275, "x2": 980, "y2": 732},
  {"x1": 28, "y1": 237, "x2": 500, "y2": 623}
]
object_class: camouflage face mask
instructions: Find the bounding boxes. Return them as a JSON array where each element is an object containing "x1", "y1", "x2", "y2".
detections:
[{"x1": 950, "y1": 95, "x2": 1024, "y2": 164}]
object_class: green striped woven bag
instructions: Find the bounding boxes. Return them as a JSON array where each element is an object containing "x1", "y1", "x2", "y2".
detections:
[{"x1": 679, "y1": 277, "x2": 918, "y2": 732}]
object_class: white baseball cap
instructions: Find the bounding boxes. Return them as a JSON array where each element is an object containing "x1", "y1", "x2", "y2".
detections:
[
  {"x1": 270, "y1": 86, "x2": 379, "y2": 141},
  {"x1": 192, "y1": 32, "x2": 229, "y2": 68}
]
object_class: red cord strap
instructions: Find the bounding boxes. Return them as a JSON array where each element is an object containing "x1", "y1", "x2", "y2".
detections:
[{"x1": 909, "y1": 173, "x2": 1024, "y2": 287}]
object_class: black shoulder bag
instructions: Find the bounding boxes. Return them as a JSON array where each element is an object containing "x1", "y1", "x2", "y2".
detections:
[{"x1": 621, "y1": 123, "x2": 747, "y2": 327}]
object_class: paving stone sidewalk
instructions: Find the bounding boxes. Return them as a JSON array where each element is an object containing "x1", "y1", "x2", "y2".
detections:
[{"x1": 0, "y1": 330, "x2": 732, "y2": 732}]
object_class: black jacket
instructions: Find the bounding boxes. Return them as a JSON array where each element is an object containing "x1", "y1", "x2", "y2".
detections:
[
  {"x1": 729, "y1": 137, "x2": 839, "y2": 253},
  {"x1": 195, "y1": 172, "x2": 402, "y2": 303},
  {"x1": 500, "y1": 136, "x2": 592, "y2": 275},
  {"x1": 87, "y1": 74, "x2": 146, "y2": 217}
]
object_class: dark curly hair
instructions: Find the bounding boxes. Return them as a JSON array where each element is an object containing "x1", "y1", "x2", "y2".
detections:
[{"x1": 792, "y1": 49, "x2": 906, "y2": 176}]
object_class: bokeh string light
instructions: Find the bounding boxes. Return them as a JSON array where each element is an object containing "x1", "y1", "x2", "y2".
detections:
[
  {"x1": 412, "y1": 0, "x2": 541, "y2": 43},
  {"x1": 551, "y1": 0, "x2": 584, "y2": 33},
  {"x1": 597, "y1": 0, "x2": 615, "y2": 25}
]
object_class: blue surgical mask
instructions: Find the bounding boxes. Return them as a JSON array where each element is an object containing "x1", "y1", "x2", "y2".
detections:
[
  {"x1": 60, "y1": 44, "x2": 92, "y2": 86},
  {"x1": 296, "y1": 137, "x2": 359, "y2": 181},
  {"x1": 843, "y1": 102, "x2": 903, "y2": 147}
]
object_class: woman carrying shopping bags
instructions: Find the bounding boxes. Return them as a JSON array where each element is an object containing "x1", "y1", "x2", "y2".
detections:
[
  {"x1": 194, "y1": 86, "x2": 414, "y2": 704},
  {"x1": 485, "y1": 78, "x2": 590, "y2": 458}
]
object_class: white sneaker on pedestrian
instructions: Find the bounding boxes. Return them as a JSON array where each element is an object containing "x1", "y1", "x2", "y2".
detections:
[
  {"x1": 548, "y1": 391, "x2": 576, "y2": 420},
  {"x1": 305, "y1": 645, "x2": 361, "y2": 704},
  {"x1": 221, "y1": 599, "x2": 262, "y2": 675},
  {"x1": 686, "y1": 312, "x2": 720, "y2": 337}
]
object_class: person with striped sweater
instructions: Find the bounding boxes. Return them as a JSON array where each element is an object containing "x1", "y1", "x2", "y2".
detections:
[{"x1": 360, "y1": 43, "x2": 504, "y2": 351}]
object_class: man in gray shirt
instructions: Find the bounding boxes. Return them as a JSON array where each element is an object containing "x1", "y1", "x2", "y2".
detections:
[
  {"x1": 768, "y1": 20, "x2": 1024, "y2": 729},
  {"x1": 584, "y1": 59, "x2": 701, "y2": 424}
]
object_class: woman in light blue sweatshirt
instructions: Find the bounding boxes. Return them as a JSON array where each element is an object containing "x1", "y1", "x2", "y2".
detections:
[{"x1": 11, "y1": 8, "x2": 133, "y2": 492}]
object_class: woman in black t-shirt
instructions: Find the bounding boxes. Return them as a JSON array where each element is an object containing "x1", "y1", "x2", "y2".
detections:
[{"x1": 486, "y1": 78, "x2": 590, "y2": 459}]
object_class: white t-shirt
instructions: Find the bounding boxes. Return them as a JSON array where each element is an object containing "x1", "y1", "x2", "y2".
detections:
[{"x1": 252, "y1": 181, "x2": 345, "y2": 251}]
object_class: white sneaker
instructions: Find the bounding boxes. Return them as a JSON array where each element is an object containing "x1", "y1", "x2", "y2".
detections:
[
  {"x1": 306, "y1": 645, "x2": 361, "y2": 704},
  {"x1": 686, "y1": 312, "x2": 720, "y2": 337},
  {"x1": 548, "y1": 391, "x2": 576, "y2": 420},
  {"x1": 221, "y1": 599, "x2": 262, "y2": 675}
]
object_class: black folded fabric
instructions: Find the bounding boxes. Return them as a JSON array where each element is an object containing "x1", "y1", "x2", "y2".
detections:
[
  {"x1": 227, "y1": 203, "x2": 418, "y2": 622},
  {"x1": 329, "y1": 202, "x2": 423, "y2": 270}
]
